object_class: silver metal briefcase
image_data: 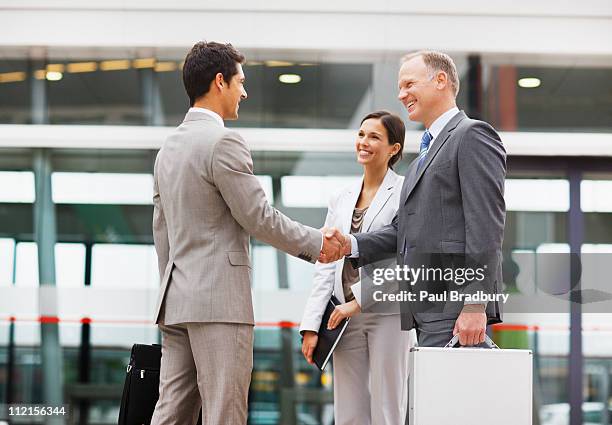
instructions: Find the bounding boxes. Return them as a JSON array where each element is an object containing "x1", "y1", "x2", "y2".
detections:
[{"x1": 409, "y1": 335, "x2": 533, "y2": 425}]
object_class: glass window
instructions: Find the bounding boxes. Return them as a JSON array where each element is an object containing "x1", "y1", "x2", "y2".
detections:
[
  {"x1": 505, "y1": 179, "x2": 569, "y2": 212},
  {"x1": 584, "y1": 175, "x2": 612, "y2": 246},
  {"x1": 252, "y1": 245, "x2": 279, "y2": 290},
  {"x1": 254, "y1": 175, "x2": 274, "y2": 204},
  {"x1": 0, "y1": 171, "x2": 35, "y2": 203},
  {"x1": 286, "y1": 255, "x2": 315, "y2": 290},
  {"x1": 0, "y1": 59, "x2": 31, "y2": 124},
  {"x1": 485, "y1": 65, "x2": 612, "y2": 132},
  {"x1": 91, "y1": 244, "x2": 158, "y2": 287},
  {"x1": 55, "y1": 243, "x2": 86, "y2": 287},
  {"x1": 0, "y1": 238, "x2": 15, "y2": 285},
  {"x1": 153, "y1": 62, "x2": 373, "y2": 129},
  {"x1": 46, "y1": 58, "x2": 145, "y2": 125},
  {"x1": 581, "y1": 180, "x2": 612, "y2": 213},
  {"x1": 15, "y1": 242, "x2": 38, "y2": 286},
  {"x1": 161, "y1": 61, "x2": 374, "y2": 129},
  {"x1": 281, "y1": 176, "x2": 360, "y2": 208},
  {"x1": 156, "y1": 65, "x2": 186, "y2": 126},
  {"x1": 52, "y1": 172, "x2": 153, "y2": 205}
]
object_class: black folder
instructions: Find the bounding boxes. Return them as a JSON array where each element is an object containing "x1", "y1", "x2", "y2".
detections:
[{"x1": 312, "y1": 295, "x2": 351, "y2": 371}]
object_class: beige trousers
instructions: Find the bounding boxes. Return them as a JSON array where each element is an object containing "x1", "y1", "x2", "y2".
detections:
[
  {"x1": 332, "y1": 314, "x2": 415, "y2": 425},
  {"x1": 150, "y1": 322, "x2": 254, "y2": 425}
]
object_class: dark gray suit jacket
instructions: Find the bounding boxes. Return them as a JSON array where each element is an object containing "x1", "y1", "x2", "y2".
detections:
[{"x1": 352, "y1": 111, "x2": 506, "y2": 328}]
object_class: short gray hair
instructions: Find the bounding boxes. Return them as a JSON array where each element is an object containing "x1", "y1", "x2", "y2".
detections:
[{"x1": 401, "y1": 50, "x2": 460, "y2": 97}]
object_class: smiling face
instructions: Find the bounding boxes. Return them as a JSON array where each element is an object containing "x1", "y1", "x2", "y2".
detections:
[
  {"x1": 397, "y1": 55, "x2": 446, "y2": 128},
  {"x1": 221, "y1": 63, "x2": 247, "y2": 120},
  {"x1": 355, "y1": 118, "x2": 400, "y2": 170}
]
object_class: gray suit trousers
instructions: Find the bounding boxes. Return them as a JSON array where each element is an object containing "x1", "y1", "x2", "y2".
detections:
[{"x1": 150, "y1": 321, "x2": 254, "y2": 425}]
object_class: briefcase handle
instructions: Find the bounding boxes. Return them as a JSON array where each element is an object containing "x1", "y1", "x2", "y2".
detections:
[{"x1": 444, "y1": 334, "x2": 499, "y2": 349}]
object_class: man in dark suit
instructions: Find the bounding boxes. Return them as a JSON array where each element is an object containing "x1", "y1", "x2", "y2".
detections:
[{"x1": 321, "y1": 50, "x2": 506, "y2": 347}]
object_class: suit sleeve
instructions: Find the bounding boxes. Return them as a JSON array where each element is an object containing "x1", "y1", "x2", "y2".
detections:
[
  {"x1": 299, "y1": 195, "x2": 339, "y2": 333},
  {"x1": 349, "y1": 213, "x2": 399, "y2": 268},
  {"x1": 152, "y1": 154, "x2": 170, "y2": 282},
  {"x1": 458, "y1": 121, "x2": 506, "y2": 298},
  {"x1": 212, "y1": 131, "x2": 322, "y2": 263}
]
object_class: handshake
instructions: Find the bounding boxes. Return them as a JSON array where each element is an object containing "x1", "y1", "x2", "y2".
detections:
[{"x1": 319, "y1": 227, "x2": 351, "y2": 263}]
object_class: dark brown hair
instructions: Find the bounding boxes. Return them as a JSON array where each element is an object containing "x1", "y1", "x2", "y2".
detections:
[
  {"x1": 182, "y1": 41, "x2": 245, "y2": 106},
  {"x1": 360, "y1": 111, "x2": 405, "y2": 169}
]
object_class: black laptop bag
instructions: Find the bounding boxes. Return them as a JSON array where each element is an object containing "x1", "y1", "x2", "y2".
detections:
[{"x1": 118, "y1": 343, "x2": 162, "y2": 425}]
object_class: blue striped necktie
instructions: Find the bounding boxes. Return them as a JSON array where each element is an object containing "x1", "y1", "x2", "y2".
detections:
[{"x1": 417, "y1": 130, "x2": 433, "y2": 170}]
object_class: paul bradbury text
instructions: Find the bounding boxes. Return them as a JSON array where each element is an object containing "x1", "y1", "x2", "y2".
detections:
[{"x1": 372, "y1": 290, "x2": 509, "y2": 304}]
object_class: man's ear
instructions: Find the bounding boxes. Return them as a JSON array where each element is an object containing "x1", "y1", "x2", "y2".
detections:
[
  {"x1": 435, "y1": 71, "x2": 448, "y2": 90},
  {"x1": 214, "y1": 72, "x2": 225, "y2": 90}
]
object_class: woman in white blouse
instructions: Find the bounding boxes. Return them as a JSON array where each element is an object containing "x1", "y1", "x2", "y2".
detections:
[{"x1": 300, "y1": 111, "x2": 416, "y2": 425}]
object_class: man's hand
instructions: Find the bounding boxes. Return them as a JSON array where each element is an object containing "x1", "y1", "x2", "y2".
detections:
[
  {"x1": 318, "y1": 227, "x2": 350, "y2": 263},
  {"x1": 453, "y1": 304, "x2": 487, "y2": 346},
  {"x1": 301, "y1": 331, "x2": 318, "y2": 365},
  {"x1": 327, "y1": 300, "x2": 360, "y2": 330}
]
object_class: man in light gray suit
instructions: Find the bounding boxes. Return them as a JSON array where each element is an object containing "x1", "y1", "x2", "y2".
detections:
[
  {"x1": 150, "y1": 42, "x2": 346, "y2": 425},
  {"x1": 323, "y1": 50, "x2": 506, "y2": 348}
]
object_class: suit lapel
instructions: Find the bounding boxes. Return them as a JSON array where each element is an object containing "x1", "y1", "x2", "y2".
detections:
[
  {"x1": 339, "y1": 179, "x2": 363, "y2": 234},
  {"x1": 403, "y1": 111, "x2": 466, "y2": 204},
  {"x1": 363, "y1": 169, "x2": 399, "y2": 232},
  {"x1": 401, "y1": 157, "x2": 420, "y2": 202}
]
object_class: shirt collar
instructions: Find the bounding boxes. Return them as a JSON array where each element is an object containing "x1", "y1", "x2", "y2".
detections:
[
  {"x1": 188, "y1": 107, "x2": 224, "y2": 127},
  {"x1": 427, "y1": 107, "x2": 460, "y2": 141}
]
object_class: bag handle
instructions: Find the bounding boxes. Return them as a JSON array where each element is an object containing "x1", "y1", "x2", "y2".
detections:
[{"x1": 444, "y1": 334, "x2": 499, "y2": 349}]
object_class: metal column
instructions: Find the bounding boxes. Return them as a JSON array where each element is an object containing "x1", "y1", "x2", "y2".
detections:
[
  {"x1": 33, "y1": 149, "x2": 65, "y2": 425},
  {"x1": 30, "y1": 59, "x2": 47, "y2": 125},
  {"x1": 77, "y1": 243, "x2": 93, "y2": 425},
  {"x1": 273, "y1": 177, "x2": 290, "y2": 289},
  {"x1": 6, "y1": 239, "x2": 17, "y2": 407},
  {"x1": 568, "y1": 168, "x2": 583, "y2": 425},
  {"x1": 467, "y1": 55, "x2": 483, "y2": 120}
]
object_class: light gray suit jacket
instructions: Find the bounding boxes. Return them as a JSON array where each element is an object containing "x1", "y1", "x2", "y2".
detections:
[
  {"x1": 300, "y1": 169, "x2": 404, "y2": 334},
  {"x1": 352, "y1": 111, "x2": 506, "y2": 327},
  {"x1": 153, "y1": 110, "x2": 322, "y2": 326}
]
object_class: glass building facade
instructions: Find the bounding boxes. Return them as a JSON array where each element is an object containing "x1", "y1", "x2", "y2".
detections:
[{"x1": 0, "y1": 7, "x2": 611, "y2": 422}]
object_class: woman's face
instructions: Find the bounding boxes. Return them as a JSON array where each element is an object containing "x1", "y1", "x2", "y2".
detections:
[{"x1": 355, "y1": 118, "x2": 399, "y2": 169}]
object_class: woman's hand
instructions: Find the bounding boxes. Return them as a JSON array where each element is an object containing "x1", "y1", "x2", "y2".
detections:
[
  {"x1": 327, "y1": 300, "x2": 361, "y2": 330},
  {"x1": 301, "y1": 331, "x2": 319, "y2": 365}
]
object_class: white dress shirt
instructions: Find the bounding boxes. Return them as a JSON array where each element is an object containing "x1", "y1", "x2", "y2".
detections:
[
  {"x1": 427, "y1": 106, "x2": 460, "y2": 149},
  {"x1": 189, "y1": 107, "x2": 224, "y2": 127}
]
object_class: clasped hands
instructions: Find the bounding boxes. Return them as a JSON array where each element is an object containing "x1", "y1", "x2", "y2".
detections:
[{"x1": 318, "y1": 227, "x2": 351, "y2": 263}]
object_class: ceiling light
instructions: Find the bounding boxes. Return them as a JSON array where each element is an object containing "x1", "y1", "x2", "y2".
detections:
[
  {"x1": 0, "y1": 72, "x2": 26, "y2": 83},
  {"x1": 266, "y1": 60, "x2": 294, "y2": 67},
  {"x1": 46, "y1": 71, "x2": 63, "y2": 81},
  {"x1": 133, "y1": 58, "x2": 156, "y2": 69},
  {"x1": 154, "y1": 61, "x2": 177, "y2": 72},
  {"x1": 279, "y1": 74, "x2": 301, "y2": 84},
  {"x1": 100, "y1": 60, "x2": 131, "y2": 71},
  {"x1": 518, "y1": 77, "x2": 541, "y2": 88},
  {"x1": 34, "y1": 70, "x2": 46, "y2": 80},
  {"x1": 67, "y1": 62, "x2": 97, "y2": 73}
]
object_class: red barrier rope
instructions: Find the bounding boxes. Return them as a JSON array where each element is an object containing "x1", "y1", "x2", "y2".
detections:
[{"x1": 1, "y1": 316, "x2": 609, "y2": 331}]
